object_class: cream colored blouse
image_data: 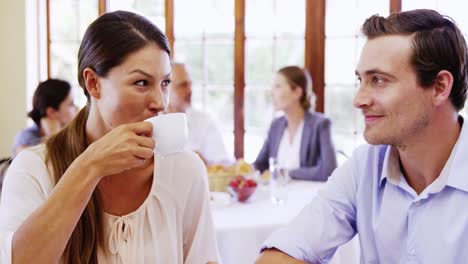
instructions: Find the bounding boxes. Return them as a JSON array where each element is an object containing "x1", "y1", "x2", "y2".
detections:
[{"x1": 0, "y1": 145, "x2": 220, "y2": 264}]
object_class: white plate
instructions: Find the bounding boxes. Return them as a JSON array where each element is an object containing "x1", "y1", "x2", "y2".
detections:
[{"x1": 210, "y1": 192, "x2": 233, "y2": 208}]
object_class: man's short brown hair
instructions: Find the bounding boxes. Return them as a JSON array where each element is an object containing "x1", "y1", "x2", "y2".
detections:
[{"x1": 362, "y1": 9, "x2": 468, "y2": 111}]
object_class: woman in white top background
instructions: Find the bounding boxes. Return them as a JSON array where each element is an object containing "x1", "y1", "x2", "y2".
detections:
[
  {"x1": 0, "y1": 11, "x2": 219, "y2": 264},
  {"x1": 253, "y1": 66, "x2": 337, "y2": 181}
]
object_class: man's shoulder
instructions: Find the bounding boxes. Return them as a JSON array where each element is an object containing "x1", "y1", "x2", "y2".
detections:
[
  {"x1": 347, "y1": 144, "x2": 389, "y2": 182},
  {"x1": 187, "y1": 108, "x2": 214, "y2": 122}
]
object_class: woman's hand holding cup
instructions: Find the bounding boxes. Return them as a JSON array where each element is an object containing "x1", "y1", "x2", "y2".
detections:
[{"x1": 80, "y1": 121, "x2": 155, "y2": 180}]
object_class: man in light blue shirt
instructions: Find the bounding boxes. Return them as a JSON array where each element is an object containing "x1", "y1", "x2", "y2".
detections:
[{"x1": 256, "y1": 9, "x2": 468, "y2": 264}]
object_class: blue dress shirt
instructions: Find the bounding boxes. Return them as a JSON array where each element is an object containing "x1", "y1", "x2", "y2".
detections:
[{"x1": 262, "y1": 118, "x2": 468, "y2": 263}]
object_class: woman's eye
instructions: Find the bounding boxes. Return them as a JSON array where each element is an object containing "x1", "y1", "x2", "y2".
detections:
[
  {"x1": 134, "y1": 80, "x2": 148, "y2": 86},
  {"x1": 161, "y1": 79, "x2": 171, "y2": 87}
]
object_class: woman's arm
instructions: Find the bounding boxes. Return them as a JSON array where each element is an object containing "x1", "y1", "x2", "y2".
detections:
[
  {"x1": 289, "y1": 119, "x2": 337, "y2": 181},
  {"x1": 2, "y1": 122, "x2": 154, "y2": 264},
  {"x1": 11, "y1": 154, "x2": 100, "y2": 263},
  {"x1": 256, "y1": 249, "x2": 307, "y2": 264}
]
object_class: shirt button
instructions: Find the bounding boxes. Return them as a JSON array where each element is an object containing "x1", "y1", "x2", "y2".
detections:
[
  {"x1": 414, "y1": 200, "x2": 421, "y2": 206},
  {"x1": 409, "y1": 248, "x2": 416, "y2": 256}
]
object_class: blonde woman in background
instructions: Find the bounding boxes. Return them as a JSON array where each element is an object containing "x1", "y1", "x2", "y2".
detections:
[{"x1": 254, "y1": 66, "x2": 337, "y2": 181}]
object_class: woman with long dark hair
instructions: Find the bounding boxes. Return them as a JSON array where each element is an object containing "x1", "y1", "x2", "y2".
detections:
[
  {"x1": 0, "y1": 11, "x2": 219, "y2": 263},
  {"x1": 12, "y1": 79, "x2": 77, "y2": 154}
]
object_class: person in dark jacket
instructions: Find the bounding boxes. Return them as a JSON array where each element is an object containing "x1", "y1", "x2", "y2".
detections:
[{"x1": 254, "y1": 66, "x2": 337, "y2": 181}]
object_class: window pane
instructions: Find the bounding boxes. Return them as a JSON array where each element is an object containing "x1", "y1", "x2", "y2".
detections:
[
  {"x1": 402, "y1": 0, "x2": 437, "y2": 11},
  {"x1": 276, "y1": 0, "x2": 305, "y2": 37},
  {"x1": 205, "y1": 88, "x2": 234, "y2": 131},
  {"x1": 206, "y1": 41, "x2": 234, "y2": 85},
  {"x1": 325, "y1": 85, "x2": 363, "y2": 154},
  {"x1": 50, "y1": 42, "x2": 79, "y2": 81},
  {"x1": 325, "y1": 38, "x2": 358, "y2": 85},
  {"x1": 244, "y1": 129, "x2": 268, "y2": 163},
  {"x1": 325, "y1": 85, "x2": 357, "y2": 133},
  {"x1": 50, "y1": 0, "x2": 79, "y2": 41},
  {"x1": 174, "y1": 0, "x2": 204, "y2": 38},
  {"x1": 274, "y1": 39, "x2": 304, "y2": 69},
  {"x1": 245, "y1": 87, "x2": 273, "y2": 129},
  {"x1": 173, "y1": 41, "x2": 203, "y2": 82},
  {"x1": 246, "y1": 0, "x2": 275, "y2": 37},
  {"x1": 244, "y1": 87, "x2": 274, "y2": 163},
  {"x1": 78, "y1": 0, "x2": 99, "y2": 38},
  {"x1": 326, "y1": 0, "x2": 359, "y2": 37},
  {"x1": 49, "y1": 0, "x2": 97, "y2": 108},
  {"x1": 245, "y1": 40, "x2": 274, "y2": 85},
  {"x1": 205, "y1": 0, "x2": 234, "y2": 38},
  {"x1": 50, "y1": 42, "x2": 88, "y2": 107},
  {"x1": 438, "y1": 2, "x2": 468, "y2": 34},
  {"x1": 189, "y1": 84, "x2": 204, "y2": 110},
  {"x1": 108, "y1": 0, "x2": 165, "y2": 31},
  {"x1": 356, "y1": 0, "x2": 388, "y2": 32},
  {"x1": 246, "y1": 0, "x2": 305, "y2": 38}
]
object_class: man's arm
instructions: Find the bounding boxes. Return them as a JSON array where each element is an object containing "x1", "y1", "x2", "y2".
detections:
[{"x1": 256, "y1": 249, "x2": 307, "y2": 264}]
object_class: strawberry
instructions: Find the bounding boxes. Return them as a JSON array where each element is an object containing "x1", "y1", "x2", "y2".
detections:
[
  {"x1": 246, "y1": 179, "x2": 257, "y2": 187},
  {"x1": 229, "y1": 180, "x2": 239, "y2": 188}
]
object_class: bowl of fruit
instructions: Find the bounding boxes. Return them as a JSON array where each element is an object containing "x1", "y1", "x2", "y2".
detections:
[{"x1": 228, "y1": 175, "x2": 258, "y2": 203}]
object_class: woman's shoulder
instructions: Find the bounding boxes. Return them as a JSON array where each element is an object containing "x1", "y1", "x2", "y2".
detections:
[
  {"x1": 306, "y1": 111, "x2": 329, "y2": 121},
  {"x1": 6, "y1": 144, "x2": 54, "y2": 193},
  {"x1": 13, "y1": 144, "x2": 47, "y2": 165},
  {"x1": 305, "y1": 111, "x2": 331, "y2": 126},
  {"x1": 269, "y1": 115, "x2": 287, "y2": 130},
  {"x1": 12, "y1": 126, "x2": 42, "y2": 150}
]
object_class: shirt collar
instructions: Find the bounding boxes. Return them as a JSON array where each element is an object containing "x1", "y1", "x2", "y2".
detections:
[
  {"x1": 446, "y1": 116, "x2": 468, "y2": 193},
  {"x1": 379, "y1": 146, "x2": 401, "y2": 187},
  {"x1": 379, "y1": 116, "x2": 468, "y2": 193}
]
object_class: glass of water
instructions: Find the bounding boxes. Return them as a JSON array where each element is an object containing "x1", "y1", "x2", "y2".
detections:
[{"x1": 269, "y1": 157, "x2": 290, "y2": 205}]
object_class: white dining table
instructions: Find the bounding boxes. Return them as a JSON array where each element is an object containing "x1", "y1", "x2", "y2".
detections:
[{"x1": 211, "y1": 180, "x2": 360, "y2": 264}]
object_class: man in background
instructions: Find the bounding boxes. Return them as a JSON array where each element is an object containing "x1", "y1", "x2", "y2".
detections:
[{"x1": 167, "y1": 62, "x2": 232, "y2": 165}]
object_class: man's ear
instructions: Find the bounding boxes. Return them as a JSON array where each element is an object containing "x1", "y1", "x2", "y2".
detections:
[
  {"x1": 432, "y1": 70, "x2": 454, "y2": 107},
  {"x1": 83, "y1": 68, "x2": 101, "y2": 99}
]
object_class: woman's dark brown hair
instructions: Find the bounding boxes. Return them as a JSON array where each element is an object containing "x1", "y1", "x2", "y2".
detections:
[
  {"x1": 278, "y1": 66, "x2": 315, "y2": 111},
  {"x1": 362, "y1": 9, "x2": 468, "y2": 111},
  {"x1": 45, "y1": 11, "x2": 170, "y2": 264},
  {"x1": 28, "y1": 79, "x2": 71, "y2": 127}
]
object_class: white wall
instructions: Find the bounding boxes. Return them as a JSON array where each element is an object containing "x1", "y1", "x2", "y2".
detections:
[{"x1": 0, "y1": 0, "x2": 27, "y2": 157}]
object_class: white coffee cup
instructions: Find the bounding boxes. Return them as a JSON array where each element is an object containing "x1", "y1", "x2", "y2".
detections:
[{"x1": 145, "y1": 113, "x2": 188, "y2": 156}]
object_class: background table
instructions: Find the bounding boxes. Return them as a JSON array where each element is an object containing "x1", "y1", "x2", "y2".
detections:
[{"x1": 211, "y1": 180, "x2": 360, "y2": 264}]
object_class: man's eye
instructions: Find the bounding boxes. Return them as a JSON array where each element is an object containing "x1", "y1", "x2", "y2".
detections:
[{"x1": 373, "y1": 76, "x2": 385, "y2": 85}]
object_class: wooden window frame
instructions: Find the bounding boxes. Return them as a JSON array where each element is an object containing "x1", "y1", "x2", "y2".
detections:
[{"x1": 46, "y1": 0, "x2": 400, "y2": 159}]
